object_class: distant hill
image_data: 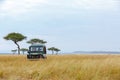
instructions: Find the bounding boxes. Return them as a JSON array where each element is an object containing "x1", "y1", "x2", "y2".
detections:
[{"x1": 72, "y1": 51, "x2": 120, "y2": 54}]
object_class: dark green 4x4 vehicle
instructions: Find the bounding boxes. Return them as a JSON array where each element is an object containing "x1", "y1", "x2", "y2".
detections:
[{"x1": 27, "y1": 43, "x2": 47, "y2": 59}]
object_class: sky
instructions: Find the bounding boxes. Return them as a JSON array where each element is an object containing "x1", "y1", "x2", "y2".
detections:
[{"x1": 0, "y1": 0, "x2": 120, "y2": 53}]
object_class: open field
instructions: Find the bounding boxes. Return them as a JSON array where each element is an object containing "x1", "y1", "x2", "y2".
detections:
[{"x1": 0, "y1": 54, "x2": 120, "y2": 80}]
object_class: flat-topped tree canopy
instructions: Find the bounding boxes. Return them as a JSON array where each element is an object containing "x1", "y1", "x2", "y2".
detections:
[
  {"x1": 4, "y1": 32, "x2": 26, "y2": 42},
  {"x1": 27, "y1": 38, "x2": 47, "y2": 44}
]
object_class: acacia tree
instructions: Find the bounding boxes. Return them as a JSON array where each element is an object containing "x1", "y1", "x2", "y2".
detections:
[
  {"x1": 4, "y1": 32, "x2": 26, "y2": 55},
  {"x1": 55, "y1": 48, "x2": 60, "y2": 55},
  {"x1": 27, "y1": 38, "x2": 47, "y2": 44},
  {"x1": 11, "y1": 49, "x2": 17, "y2": 54},
  {"x1": 48, "y1": 47, "x2": 56, "y2": 55},
  {"x1": 20, "y1": 48, "x2": 28, "y2": 54}
]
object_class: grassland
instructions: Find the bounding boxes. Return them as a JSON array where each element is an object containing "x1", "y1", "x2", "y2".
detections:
[{"x1": 0, "y1": 54, "x2": 120, "y2": 80}]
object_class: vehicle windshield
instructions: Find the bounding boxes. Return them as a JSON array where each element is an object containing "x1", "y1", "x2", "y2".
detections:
[{"x1": 30, "y1": 46, "x2": 43, "y2": 52}]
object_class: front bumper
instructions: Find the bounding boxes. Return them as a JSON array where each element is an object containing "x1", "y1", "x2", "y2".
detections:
[
  {"x1": 27, "y1": 54, "x2": 46, "y2": 59},
  {"x1": 27, "y1": 54, "x2": 40, "y2": 59}
]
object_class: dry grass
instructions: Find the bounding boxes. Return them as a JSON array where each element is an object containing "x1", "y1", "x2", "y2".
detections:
[{"x1": 0, "y1": 54, "x2": 120, "y2": 80}]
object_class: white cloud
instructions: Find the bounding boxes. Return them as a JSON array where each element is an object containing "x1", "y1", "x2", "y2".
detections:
[
  {"x1": 0, "y1": 0, "x2": 48, "y2": 16},
  {"x1": 44, "y1": 0, "x2": 119, "y2": 10},
  {"x1": 0, "y1": 0, "x2": 119, "y2": 16},
  {"x1": 72, "y1": 0, "x2": 119, "y2": 10}
]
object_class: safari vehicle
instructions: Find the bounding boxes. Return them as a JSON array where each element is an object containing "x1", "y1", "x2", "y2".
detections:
[{"x1": 27, "y1": 43, "x2": 47, "y2": 59}]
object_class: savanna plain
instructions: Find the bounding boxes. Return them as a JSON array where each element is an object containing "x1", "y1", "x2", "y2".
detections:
[{"x1": 0, "y1": 54, "x2": 120, "y2": 80}]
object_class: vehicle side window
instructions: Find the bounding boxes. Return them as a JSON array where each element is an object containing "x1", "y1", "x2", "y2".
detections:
[{"x1": 39, "y1": 47, "x2": 43, "y2": 51}]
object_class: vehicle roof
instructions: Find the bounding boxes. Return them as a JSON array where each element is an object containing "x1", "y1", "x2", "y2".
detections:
[{"x1": 30, "y1": 43, "x2": 45, "y2": 47}]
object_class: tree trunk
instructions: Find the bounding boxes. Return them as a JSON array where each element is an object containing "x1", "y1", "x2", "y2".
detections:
[
  {"x1": 23, "y1": 51, "x2": 24, "y2": 55},
  {"x1": 14, "y1": 42, "x2": 20, "y2": 55},
  {"x1": 52, "y1": 50, "x2": 54, "y2": 55},
  {"x1": 56, "y1": 51, "x2": 58, "y2": 55}
]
